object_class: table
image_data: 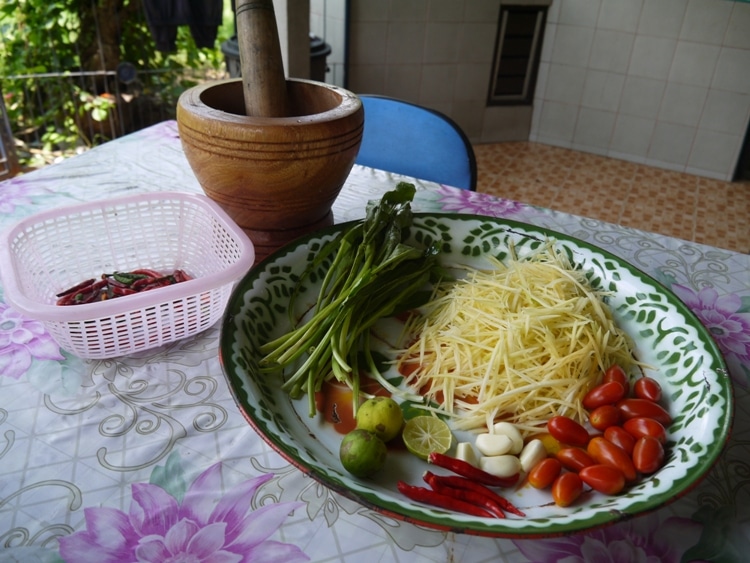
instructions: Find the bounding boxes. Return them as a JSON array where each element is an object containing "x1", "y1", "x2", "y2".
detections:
[{"x1": 0, "y1": 120, "x2": 747, "y2": 562}]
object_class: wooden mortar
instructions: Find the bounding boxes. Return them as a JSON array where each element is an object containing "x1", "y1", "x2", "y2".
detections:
[{"x1": 176, "y1": 0, "x2": 363, "y2": 262}]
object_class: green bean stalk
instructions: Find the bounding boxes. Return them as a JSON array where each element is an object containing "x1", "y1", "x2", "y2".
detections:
[{"x1": 259, "y1": 183, "x2": 440, "y2": 417}]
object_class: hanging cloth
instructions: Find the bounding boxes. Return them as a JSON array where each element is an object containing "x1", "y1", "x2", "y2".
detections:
[{"x1": 142, "y1": 0, "x2": 224, "y2": 52}]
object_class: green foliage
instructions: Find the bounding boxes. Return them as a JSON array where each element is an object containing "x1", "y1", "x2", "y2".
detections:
[{"x1": 0, "y1": 0, "x2": 233, "y2": 167}]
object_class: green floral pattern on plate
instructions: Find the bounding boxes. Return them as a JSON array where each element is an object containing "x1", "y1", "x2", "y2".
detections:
[{"x1": 220, "y1": 214, "x2": 732, "y2": 538}]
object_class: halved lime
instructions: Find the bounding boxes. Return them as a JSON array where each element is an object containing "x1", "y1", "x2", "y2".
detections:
[{"x1": 402, "y1": 416, "x2": 452, "y2": 460}]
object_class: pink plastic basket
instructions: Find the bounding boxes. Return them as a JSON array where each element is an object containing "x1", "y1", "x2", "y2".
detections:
[{"x1": 0, "y1": 192, "x2": 255, "y2": 359}]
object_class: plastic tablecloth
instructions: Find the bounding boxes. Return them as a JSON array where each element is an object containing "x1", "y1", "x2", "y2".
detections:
[{"x1": 0, "y1": 121, "x2": 748, "y2": 562}]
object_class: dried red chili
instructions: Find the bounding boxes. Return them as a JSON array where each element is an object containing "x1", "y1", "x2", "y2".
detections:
[
  {"x1": 422, "y1": 471, "x2": 506, "y2": 518},
  {"x1": 423, "y1": 471, "x2": 525, "y2": 517},
  {"x1": 428, "y1": 452, "x2": 519, "y2": 488},
  {"x1": 56, "y1": 268, "x2": 192, "y2": 306},
  {"x1": 396, "y1": 481, "x2": 494, "y2": 518}
]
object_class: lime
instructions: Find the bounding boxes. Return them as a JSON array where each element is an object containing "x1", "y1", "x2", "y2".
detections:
[
  {"x1": 356, "y1": 397, "x2": 404, "y2": 442},
  {"x1": 402, "y1": 416, "x2": 452, "y2": 460},
  {"x1": 339, "y1": 429, "x2": 388, "y2": 477}
]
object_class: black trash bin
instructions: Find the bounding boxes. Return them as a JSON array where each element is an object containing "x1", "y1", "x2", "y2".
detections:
[
  {"x1": 220, "y1": 34, "x2": 331, "y2": 81},
  {"x1": 309, "y1": 34, "x2": 332, "y2": 82}
]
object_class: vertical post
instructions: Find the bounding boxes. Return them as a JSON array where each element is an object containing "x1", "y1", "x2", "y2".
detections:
[{"x1": 0, "y1": 85, "x2": 21, "y2": 180}]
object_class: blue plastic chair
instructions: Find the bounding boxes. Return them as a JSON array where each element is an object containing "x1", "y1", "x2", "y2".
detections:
[{"x1": 355, "y1": 95, "x2": 477, "y2": 191}]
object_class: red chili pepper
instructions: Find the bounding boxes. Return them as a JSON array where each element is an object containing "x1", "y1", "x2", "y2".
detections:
[
  {"x1": 106, "y1": 277, "x2": 131, "y2": 289},
  {"x1": 57, "y1": 281, "x2": 100, "y2": 305},
  {"x1": 424, "y1": 472, "x2": 525, "y2": 517},
  {"x1": 57, "y1": 269, "x2": 191, "y2": 306},
  {"x1": 56, "y1": 291, "x2": 80, "y2": 306},
  {"x1": 173, "y1": 269, "x2": 191, "y2": 282},
  {"x1": 130, "y1": 277, "x2": 157, "y2": 290},
  {"x1": 64, "y1": 279, "x2": 108, "y2": 305},
  {"x1": 396, "y1": 481, "x2": 493, "y2": 518},
  {"x1": 56, "y1": 294, "x2": 76, "y2": 306},
  {"x1": 56, "y1": 278, "x2": 96, "y2": 298},
  {"x1": 109, "y1": 284, "x2": 137, "y2": 297},
  {"x1": 423, "y1": 472, "x2": 505, "y2": 518},
  {"x1": 107, "y1": 272, "x2": 150, "y2": 286},
  {"x1": 140, "y1": 276, "x2": 176, "y2": 291},
  {"x1": 131, "y1": 268, "x2": 163, "y2": 277},
  {"x1": 428, "y1": 452, "x2": 519, "y2": 487}
]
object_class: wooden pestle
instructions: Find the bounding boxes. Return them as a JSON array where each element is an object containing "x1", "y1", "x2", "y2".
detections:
[{"x1": 235, "y1": 0, "x2": 289, "y2": 117}]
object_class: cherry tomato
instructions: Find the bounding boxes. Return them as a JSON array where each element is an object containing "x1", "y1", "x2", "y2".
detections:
[
  {"x1": 587, "y1": 436, "x2": 637, "y2": 482},
  {"x1": 603, "y1": 364, "x2": 629, "y2": 394},
  {"x1": 603, "y1": 425, "x2": 636, "y2": 455},
  {"x1": 552, "y1": 472, "x2": 583, "y2": 507},
  {"x1": 623, "y1": 417, "x2": 667, "y2": 444},
  {"x1": 583, "y1": 381, "x2": 627, "y2": 410},
  {"x1": 588, "y1": 404, "x2": 621, "y2": 431},
  {"x1": 632, "y1": 436, "x2": 665, "y2": 474},
  {"x1": 633, "y1": 377, "x2": 662, "y2": 403},
  {"x1": 556, "y1": 447, "x2": 596, "y2": 472},
  {"x1": 547, "y1": 415, "x2": 590, "y2": 447},
  {"x1": 617, "y1": 398, "x2": 672, "y2": 426},
  {"x1": 579, "y1": 464, "x2": 626, "y2": 495},
  {"x1": 528, "y1": 457, "x2": 562, "y2": 489}
]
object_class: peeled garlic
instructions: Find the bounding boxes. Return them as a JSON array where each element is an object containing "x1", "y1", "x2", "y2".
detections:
[
  {"x1": 475, "y1": 433, "x2": 513, "y2": 456},
  {"x1": 456, "y1": 442, "x2": 480, "y2": 467},
  {"x1": 492, "y1": 422, "x2": 524, "y2": 454},
  {"x1": 519, "y1": 439, "x2": 547, "y2": 473},
  {"x1": 479, "y1": 454, "x2": 522, "y2": 478}
]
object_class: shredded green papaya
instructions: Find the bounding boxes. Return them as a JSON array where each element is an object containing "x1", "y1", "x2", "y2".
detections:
[{"x1": 397, "y1": 242, "x2": 638, "y2": 434}]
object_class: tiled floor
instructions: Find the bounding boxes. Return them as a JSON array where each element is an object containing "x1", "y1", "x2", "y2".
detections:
[{"x1": 473, "y1": 142, "x2": 750, "y2": 254}]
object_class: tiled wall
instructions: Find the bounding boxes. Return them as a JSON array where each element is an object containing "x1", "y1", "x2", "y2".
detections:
[
  {"x1": 310, "y1": 0, "x2": 347, "y2": 85},
  {"x1": 533, "y1": 0, "x2": 750, "y2": 180},
  {"x1": 346, "y1": 0, "x2": 522, "y2": 141},
  {"x1": 345, "y1": 0, "x2": 750, "y2": 181}
]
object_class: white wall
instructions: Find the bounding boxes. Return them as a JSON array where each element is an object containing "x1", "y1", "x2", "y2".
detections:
[
  {"x1": 347, "y1": 0, "x2": 519, "y2": 141},
  {"x1": 344, "y1": 0, "x2": 750, "y2": 181},
  {"x1": 533, "y1": 0, "x2": 750, "y2": 180}
]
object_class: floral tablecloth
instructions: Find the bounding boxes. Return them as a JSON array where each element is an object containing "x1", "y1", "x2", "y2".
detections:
[{"x1": 1, "y1": 120, "x2": 748, "y2": 562}]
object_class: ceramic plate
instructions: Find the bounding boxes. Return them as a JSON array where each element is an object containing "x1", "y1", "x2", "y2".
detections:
[{"x1": 219, "y1": 213, "x2": 733, "y2": 538}]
